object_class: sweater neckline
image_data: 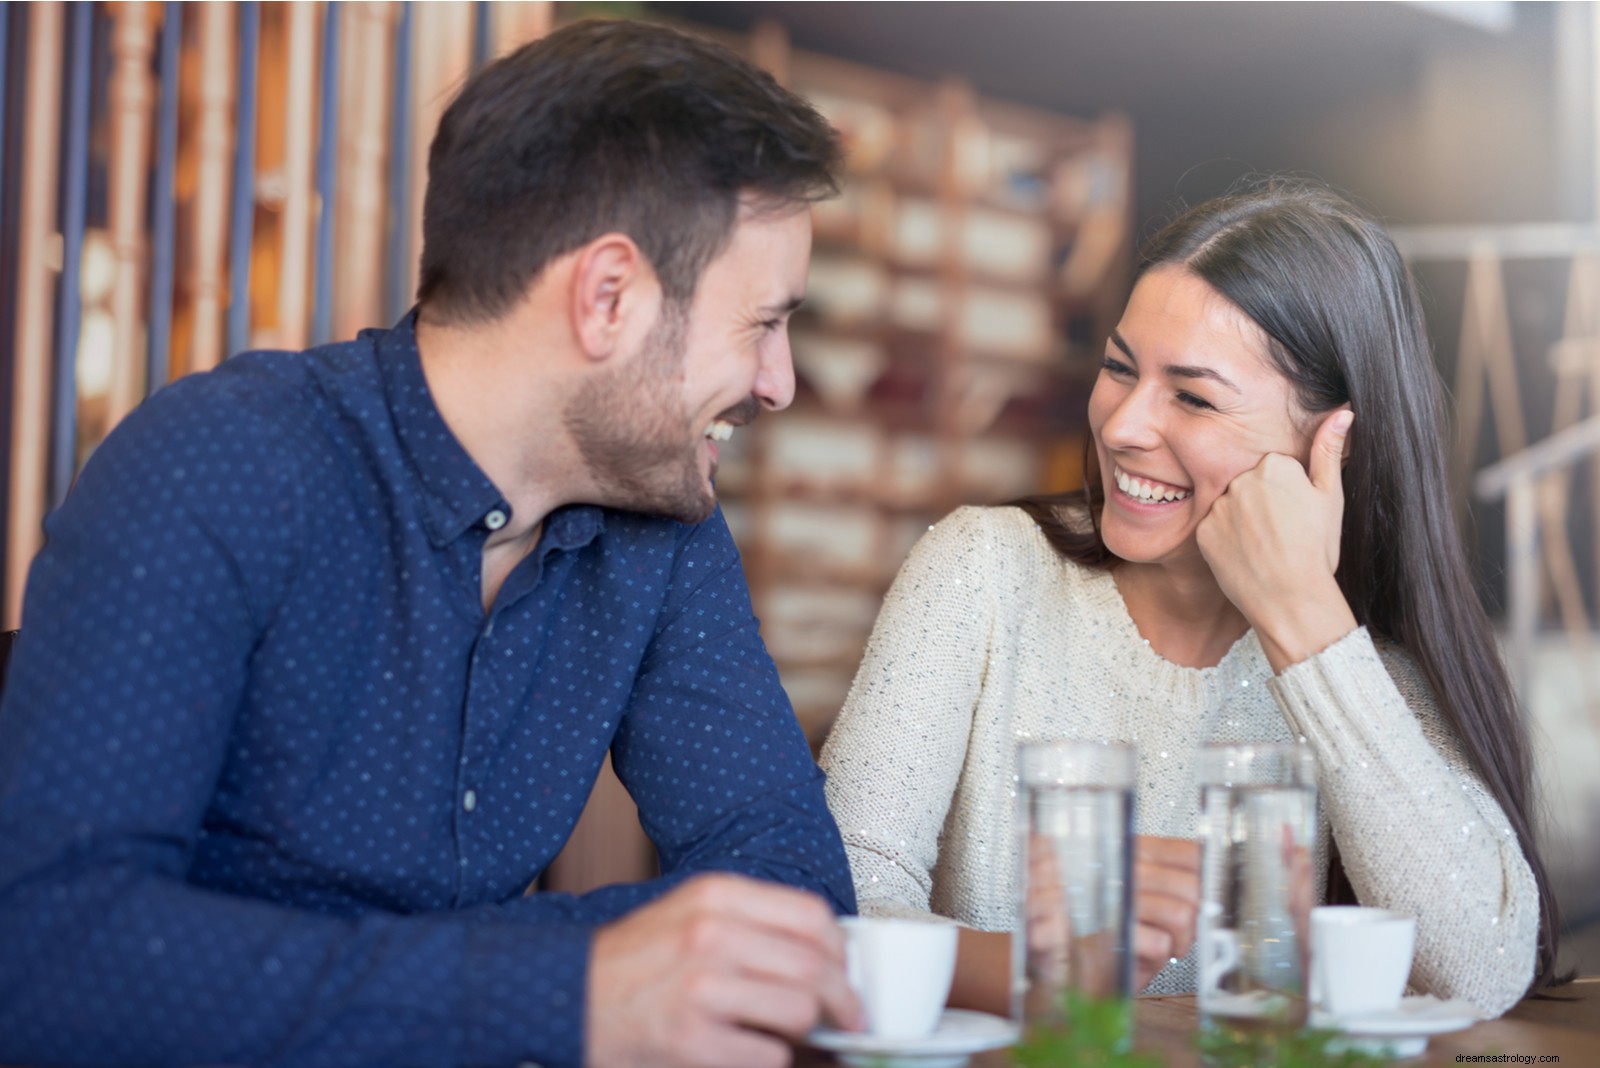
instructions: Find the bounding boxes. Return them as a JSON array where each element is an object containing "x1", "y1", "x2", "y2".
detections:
[{"x1": 1090, "y1": 565, "x2": 1263, "y2": 681}]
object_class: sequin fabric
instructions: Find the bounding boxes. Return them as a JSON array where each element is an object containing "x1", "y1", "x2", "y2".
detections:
[
  {"x1": 0, "y1": 315, "x2": 855, "y2": 1067},
  {"x1": 819, "y1": 504, "x2": 1537, "y2": 1017}
]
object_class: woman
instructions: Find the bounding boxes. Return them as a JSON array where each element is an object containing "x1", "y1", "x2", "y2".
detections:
[{"x1": 819, "y1": 182, "x2": 1558, "y2": 1019}]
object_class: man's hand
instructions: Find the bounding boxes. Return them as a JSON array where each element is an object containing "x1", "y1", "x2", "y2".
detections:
[
  {"x1": 586, "y1": 873, "x2": 863, "y2": 1068},
  {"x1": 1134, "y1": 836, "x2": 1201, "y2": 991}
]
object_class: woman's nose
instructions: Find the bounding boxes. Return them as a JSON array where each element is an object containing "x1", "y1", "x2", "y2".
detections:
[{"x1": 1098, "y1": 385, "x2": 1163, "y2": 451}]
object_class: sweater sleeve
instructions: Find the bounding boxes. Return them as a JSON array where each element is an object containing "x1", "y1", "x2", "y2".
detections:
[
  {"x1": 1266, "y1": 628, "x2": 1538, "y2": 1018},
  {"x1": 819, "y1": 507, "x2": 1001, "y2": 922}
]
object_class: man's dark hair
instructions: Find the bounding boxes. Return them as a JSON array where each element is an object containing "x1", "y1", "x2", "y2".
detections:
[{"x1": 417, "y1": 18, "x2": 843, "y2": 325}]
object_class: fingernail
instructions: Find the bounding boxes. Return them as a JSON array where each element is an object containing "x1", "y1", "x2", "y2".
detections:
[{"x1": 1334, "y1": 411, "x2": 1354, "y2": 435}]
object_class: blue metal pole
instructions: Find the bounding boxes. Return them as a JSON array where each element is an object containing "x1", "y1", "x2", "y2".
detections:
[
  {"x1": 50, "y1": 0, "x2": 92, "y2": 506},
  {"x1": 0, "y1": 3, "x2": 9, "y2": 245},
  {"x1": 310, "y1": 0, "x2": 341, "y2": 347},
  {"x1": 472, "y1": 0, "x2": 490, "y2": 71},
  {"x1": 146, "y1": 1, "x2": 180, "y2": 393},
  {"x1": 225, "y1": 1, "x2": 260, "y2": 358},
  {"x1": 385, "y1": 1, "x2": 412, "y2": 323}
]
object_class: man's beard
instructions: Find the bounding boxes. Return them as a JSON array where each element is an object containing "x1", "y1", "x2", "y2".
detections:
[{"x1": 562, "y1": 304, "x2": 716, "y2": 525}]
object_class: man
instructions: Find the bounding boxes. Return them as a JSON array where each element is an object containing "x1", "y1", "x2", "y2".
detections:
[{"x1": 0, "y1": 19, "x2": 861, "y2": 1068}]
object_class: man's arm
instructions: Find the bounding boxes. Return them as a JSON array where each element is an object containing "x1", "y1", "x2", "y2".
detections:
[
  {"x1": 0, "y1": 386, "x2": 592, "y2": 1068},
  {"x1": 611, "y1": 507, "x2": 855, "y2": 911}
]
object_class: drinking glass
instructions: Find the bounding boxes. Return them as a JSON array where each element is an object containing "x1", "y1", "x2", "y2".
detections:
[
  {"x1": 1016, "y1": 740, "x2": 1136, "y2": 1039},
  {"x1": 1196, "y1": 742, "x2": 1318, "y2": 1041}
]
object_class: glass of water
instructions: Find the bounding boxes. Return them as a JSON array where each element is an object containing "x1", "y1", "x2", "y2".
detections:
[
  {"x1": 1016, "y1": 740, "x2": 1136, "y2": 1038},
  {"x1": 1196, "y1": 742, "x2": 1318, "y2": 1040}
]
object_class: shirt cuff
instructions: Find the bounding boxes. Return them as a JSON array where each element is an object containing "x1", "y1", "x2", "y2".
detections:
[{"x1": 461, "y1": 919, "x2": 592, "y2": 1068}]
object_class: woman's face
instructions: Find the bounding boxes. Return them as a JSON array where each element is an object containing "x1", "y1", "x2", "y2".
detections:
[{"x1": 1087, "y1": 266, "x2": 1315, "y2": 570}]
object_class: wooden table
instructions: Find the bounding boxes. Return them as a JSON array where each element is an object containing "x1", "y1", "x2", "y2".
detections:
[{"x1": 799, "y1": 978, "x2": 1600, "y2": 1066}]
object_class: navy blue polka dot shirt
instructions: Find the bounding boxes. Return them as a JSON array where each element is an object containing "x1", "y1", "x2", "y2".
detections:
[{"x1": 0, "y1": 315, "x2": 856, "y2": 1067}]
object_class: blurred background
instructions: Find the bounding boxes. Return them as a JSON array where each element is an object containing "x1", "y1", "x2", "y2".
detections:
[{"x1": 0, "y1": 1, "x2": 1595, "y2": 974}]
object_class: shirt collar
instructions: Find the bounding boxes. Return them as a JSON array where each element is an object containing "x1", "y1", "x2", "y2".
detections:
[
  {"x1": 375, "y1": 310, "x2": 512, "y2": 547},
  {"x1": 374, "y1": 311, "x2": 606, "y2": 552}
]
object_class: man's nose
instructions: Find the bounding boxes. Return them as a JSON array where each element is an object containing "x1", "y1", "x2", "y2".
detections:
[{"x1": 755, "y1": 334, "x2": 796, "y2": 412}]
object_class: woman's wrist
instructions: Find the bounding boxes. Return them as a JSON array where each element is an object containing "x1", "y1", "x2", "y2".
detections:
[{"x1": 1251, "y1": 578, "x2": 1359, "y2": 674}]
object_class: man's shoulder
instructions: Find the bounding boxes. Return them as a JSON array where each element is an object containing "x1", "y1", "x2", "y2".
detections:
[{"x1": 122, "y1": 338, "x2": 383, "y2": 461}]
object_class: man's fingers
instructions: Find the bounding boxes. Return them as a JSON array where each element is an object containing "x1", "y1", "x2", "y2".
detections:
[
  {"x1": 682, "y1": 874, "x2": 845, "y2": 960},
  {"x1": 1309, "y1": 408, "x2": 1353, "y2": 494},
  {"x1": 722, "y1": 927, "x2": 862, "y2": 1032},
  {"x1": 696, "y1": 971, "x2": 828, "y2": 1041},
  {"x1": 676, "y1": 1020, "x2": 792, "y2": 1068}
]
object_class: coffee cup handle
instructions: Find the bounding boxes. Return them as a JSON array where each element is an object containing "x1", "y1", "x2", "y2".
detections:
[{"x1": 1201, "y1": 927, "x2": 1239, "y2": 993}]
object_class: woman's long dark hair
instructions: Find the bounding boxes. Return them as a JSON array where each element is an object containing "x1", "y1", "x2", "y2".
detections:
[{"x1": 1018, "y1": 180, "x2": 1565, "y2": 993}]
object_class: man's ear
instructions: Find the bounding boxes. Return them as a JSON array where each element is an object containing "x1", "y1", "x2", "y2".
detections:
[{"x1": 570, "y1": 233, "x2": 658, "y2": 363}]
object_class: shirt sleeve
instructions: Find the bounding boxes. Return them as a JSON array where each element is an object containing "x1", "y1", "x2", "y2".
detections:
[
  {"x1": 1266, "y1": 628, "x2": 1539, "y2": 1017},
  {"x1": 817, "y1": 506, "x2": 999, "y2": 923},
  {"x1": 575, "y1": 506, "x2": 859, "y2": 919},
  {"x1": 0, "y1": 385, "x2": 591, "y2": 1068}
]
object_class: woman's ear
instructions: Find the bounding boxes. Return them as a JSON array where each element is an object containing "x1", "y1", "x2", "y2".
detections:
[{"x1": 569, "y1": 234, "x2": 659, "y2": 363}]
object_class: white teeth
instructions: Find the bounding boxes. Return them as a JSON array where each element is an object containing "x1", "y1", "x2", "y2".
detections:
[
  {"x1": 1113, "y1": 466, "x2": 1189, "y2": 503},
  {"x1": 705, "y1": 421, "x2": 734, "y2": 442}
]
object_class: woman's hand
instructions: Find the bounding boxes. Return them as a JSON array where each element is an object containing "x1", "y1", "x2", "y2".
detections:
[
  {"x1": 1196, "y1": 409, "x2": 1358, "y2": 673},
  {"x1": 1134, "y1": 836, "x2": 1201, "y2": 991}
]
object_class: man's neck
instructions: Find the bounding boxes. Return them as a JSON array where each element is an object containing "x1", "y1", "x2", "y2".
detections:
[{"x1": 413, "y1": 306, "x2": 591, "y2": 548}]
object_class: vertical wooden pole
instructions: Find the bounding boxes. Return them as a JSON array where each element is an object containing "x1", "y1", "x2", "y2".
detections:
[
  {"x1": 6, "y1": 1, "x2": 63, "y2": 628},
  {"x1": 404, "y1": 2, "x2": 472, "y2": 314},
  {"x1": 188, "y1": 3, "x2": 235, "y2": 373},
  {"x1": 489, "y1": 0, "x2": 549, "y2": 59},
  {"x1": 108, "y1": 1, "x2": 156, "y2": 426},
  {"x1": 334, "y1": 1, "x2": 392, "y2": 343},
  {"x1": 275, "y1": 1, "x2": 316, "y2": 351},
  {"x1": 1506, "y1": 476, "x2": 1539, "y2": 710}
]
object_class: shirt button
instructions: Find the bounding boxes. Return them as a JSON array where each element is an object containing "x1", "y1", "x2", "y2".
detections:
[
  {"x1": 463, "y1": 789, "x2": 477, "y2": 812},
  {"x1": 484, "y1": 509, "x2": 507, "y2": 531}
]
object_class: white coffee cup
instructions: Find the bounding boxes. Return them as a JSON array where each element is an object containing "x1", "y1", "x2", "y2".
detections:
[
  {"x1": 840, "y1": 916, "x2": 958, "y2": 1040},
  {"x1": 1310, "y1": 905, "x2": 1416, "y2": 1018}
]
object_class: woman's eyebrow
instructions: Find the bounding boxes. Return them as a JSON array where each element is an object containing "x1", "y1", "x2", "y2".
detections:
[{"x1": 1110, "y1": 328, "x2": 1241, "y2": 394}]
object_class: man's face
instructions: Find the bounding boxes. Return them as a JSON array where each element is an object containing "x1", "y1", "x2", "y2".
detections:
[{"x1": 564, "y1": 204, "x2": 811, "y2": 524}]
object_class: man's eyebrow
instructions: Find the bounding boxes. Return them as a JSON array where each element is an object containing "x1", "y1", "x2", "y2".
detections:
[{"x1": 1109, "y1": 328, "x2": 1241, "y2": 394}]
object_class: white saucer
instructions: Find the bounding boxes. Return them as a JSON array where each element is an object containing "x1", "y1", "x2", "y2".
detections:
[
  {"x1": 807, "y1": 1009, "x2": 1021, "y2": 1068},
  {"x1": 1311, "y1": 995, "x2": 1478, "y2": 1058}
]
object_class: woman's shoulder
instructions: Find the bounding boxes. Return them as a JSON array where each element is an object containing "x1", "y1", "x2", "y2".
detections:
[{"x1": 904, "y1": 502, "x2": 1106, "y2": 602}]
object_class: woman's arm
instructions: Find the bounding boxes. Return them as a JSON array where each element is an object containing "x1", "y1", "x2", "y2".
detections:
[
  {"x1": 819, "y1": 507, "x2": 1000, "y2": 920},
  {"x1": 1268, "y1": 632, "x2": 1539, "y2": 1017}
]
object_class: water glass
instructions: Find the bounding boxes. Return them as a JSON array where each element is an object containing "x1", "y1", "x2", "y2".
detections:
[
  {"x1": 1016, "y1": 740, "x2": 1136, "y2": 1035},
  {"x1": 1197, "y1": 742, "x2": 1318, "y2": 1038}
]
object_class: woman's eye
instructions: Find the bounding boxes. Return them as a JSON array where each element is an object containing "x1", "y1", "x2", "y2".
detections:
[
  {"x1": 1101, "y1": 356, "x2": 1134, "y2": 377},
  {"x1": 1176, "y1": 391, "x2": 1215, "y2": 411}
]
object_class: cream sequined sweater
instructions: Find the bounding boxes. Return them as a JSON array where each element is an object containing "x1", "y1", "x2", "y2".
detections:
[{"x1": 819, "y1": 505, "x2": 1538, "y2": 1018}]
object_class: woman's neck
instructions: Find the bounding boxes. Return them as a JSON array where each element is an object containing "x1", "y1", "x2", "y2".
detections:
[{"x1": 1111, "y1": 559, "x2": 1250, "y2": 669}]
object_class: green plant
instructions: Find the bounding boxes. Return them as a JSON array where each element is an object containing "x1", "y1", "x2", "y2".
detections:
[
  {"x1": 1011, "y1": 991, "x2": 1162, "y2": 1068},
  {"x1": 1194, "y1": 1022, "x2": 1396, "y2": 1068}
]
